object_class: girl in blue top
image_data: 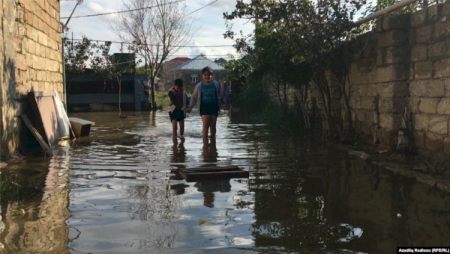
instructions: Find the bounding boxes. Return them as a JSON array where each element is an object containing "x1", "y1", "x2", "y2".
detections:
[{"x1": 185, "y1": 66, "x2": 223, "y2": 141}]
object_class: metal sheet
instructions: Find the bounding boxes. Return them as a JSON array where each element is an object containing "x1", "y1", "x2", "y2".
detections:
[{"x1": 28, "y1": 91, "x2": 71, "y2": 147}]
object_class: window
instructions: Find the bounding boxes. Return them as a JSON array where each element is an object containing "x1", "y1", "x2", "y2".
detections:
[{"x1": 191, "y1": 74, "x2": 198, "y2": 83}]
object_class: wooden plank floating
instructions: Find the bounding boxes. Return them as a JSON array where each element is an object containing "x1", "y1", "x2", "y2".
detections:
[
  {"x1": 184, "y1": 166, "x2": 241, "y2": 172},
  {"x1": 180, "y1": 166, "x2": 249, "y2": 182},
  {"x1": 69, "y1": 117, "x2": 94, "y2": 138}
]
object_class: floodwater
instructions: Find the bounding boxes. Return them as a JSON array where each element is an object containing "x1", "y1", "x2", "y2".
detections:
[{"x1": 1, "y1": 110, "x2": 450, "y2": 253}]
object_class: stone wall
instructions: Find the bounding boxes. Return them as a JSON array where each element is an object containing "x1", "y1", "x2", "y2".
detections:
[
  {"x1": 0, "y1": 0, "x2": 62, "y2": 161},
  {"x1": 346, "y1": 2, "x2": 450, "y2": 153}
]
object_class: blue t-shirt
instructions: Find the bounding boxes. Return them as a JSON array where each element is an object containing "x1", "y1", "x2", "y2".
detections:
[{"x1": 201, "y1": 83, "x2": 217, "y2": 104}]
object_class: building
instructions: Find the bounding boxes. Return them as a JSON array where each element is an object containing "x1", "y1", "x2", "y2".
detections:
[
  {"x1": 67, "y1": 73, "x2": 152, "y2": 112},
  {"x1": 66, "y1": 53, "x2": 152, "y2": 112},
  {"x1": 173, "y1": 55, "x2": 227, "y2": 92},
  {"x1": 161, "y1": 57, "x2": 191, "y2": 90},
  {"x1": 0, "y1": 0, "x2": 63, "y2": 161}
]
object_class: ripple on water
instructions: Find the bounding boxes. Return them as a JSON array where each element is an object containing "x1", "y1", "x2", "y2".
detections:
[{"x1": 3, "y1": 111, "x2": 447, "y2": 253}]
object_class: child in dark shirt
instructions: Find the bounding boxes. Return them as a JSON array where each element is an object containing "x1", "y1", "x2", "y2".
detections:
[{"x1": 168, "y1": 79, "x2": 188, "y2": 138}]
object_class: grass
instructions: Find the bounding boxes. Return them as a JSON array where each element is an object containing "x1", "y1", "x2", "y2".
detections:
[
  {"x1": 155, "y1": 91, "x2": 170, "y2": 109},
  {"x1": 155, "y1": 91, "x2": 192, "y2": 110}
]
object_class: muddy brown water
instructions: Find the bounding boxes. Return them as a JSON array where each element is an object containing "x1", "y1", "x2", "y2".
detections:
[{"x1": 1, "y1": 111, "x2": 449, "y2": 253}]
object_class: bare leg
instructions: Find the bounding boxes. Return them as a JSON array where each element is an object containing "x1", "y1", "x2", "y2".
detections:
[
  {"x1": 209, "y1": 115, "x2": 217, "y2": 139},
  {"x1": 172, "y1": 120, "x2": 177, "y2": 137},
  {"x1": 201, "y1": 115, "x2": 210, "y2": 141},
  {"x1": 179, "y1": 120, "x2": 184, "y2": 136}
]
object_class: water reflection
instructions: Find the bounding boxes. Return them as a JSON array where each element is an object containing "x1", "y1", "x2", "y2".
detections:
[
  {"x1": 171, "y1": 137, "x2": 186, "y2": 163},
  {"x1": 0, "y1": 150, "x2": 70, "y2": 253},
  {"x1": 124, "y1": 163, "x2": 181, "y2": 251},
  {"x1": 202, "y1": 138, "x2": 218, "y2": 162},
  {"x1": 197, "y1": 138, "x2": 231, "y2": 208},
  {"x1": 169, "y1": 137, "x2": 188, "y2": 196},
  {"x1": 194, "y1": 179, "x2": 231, "y2": 208},
  {"x1": 1, "y1": 111, "x2": 449, "y2": 253}
]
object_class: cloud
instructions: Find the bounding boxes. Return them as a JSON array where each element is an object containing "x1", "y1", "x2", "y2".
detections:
[
  {"x1": 206, "y1": 0, "x2": 237, "y2": 12},
  {"x1": 60, "y1": 0, "x2": 252, "y2": 58},
  {"x1": 87, "y1": 2, "x2": 119, "y2": 21}
]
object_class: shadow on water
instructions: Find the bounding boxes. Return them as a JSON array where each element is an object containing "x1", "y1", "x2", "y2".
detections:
[{"x1": 0, "y1": 111, "x2": 449, "y2": 253}]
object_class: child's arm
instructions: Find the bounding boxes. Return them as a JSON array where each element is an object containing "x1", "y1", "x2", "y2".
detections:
[
  {"x1": 182, "y1": 90, "x2": 188, "y2": 110},
  {"x1": 188, "y1": 84, "x2": 200, "y2": 109}
]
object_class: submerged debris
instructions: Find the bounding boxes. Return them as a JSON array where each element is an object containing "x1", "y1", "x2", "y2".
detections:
[{"x1": 348, "y1": 150, "x2": 371, "y2": 161}]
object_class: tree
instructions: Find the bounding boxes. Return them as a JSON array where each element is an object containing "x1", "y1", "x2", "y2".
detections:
[
  {"x1": 224, "y1": 0, "x2": 371, "y2": 137},
  {"x1": 112, "y1": 54, "x2": 138, "y2": 116},
  {"x1": 63, "y1": 36, "x2": 95, "y2": 93},
  {"x1": 91, "y1": 42, "x2": 138, "y2": 116},
  {"x1": 91, "y1": 41, "x2": 116, "y2": 112},
  {"x1": 113, "y1": 0, "x2": 195, "y2": 110}
]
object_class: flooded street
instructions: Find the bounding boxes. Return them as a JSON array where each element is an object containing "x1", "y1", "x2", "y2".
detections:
[{"x1": 1, "y1": 110, "x2": 450, "y2": 253}]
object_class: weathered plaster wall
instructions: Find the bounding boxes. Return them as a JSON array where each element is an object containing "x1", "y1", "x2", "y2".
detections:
[
  {"x1": 344, "y1": 2, "x2": 450, "y2": 153},
  {"x1": 0, "y1": 0, "x2": 62, "y2": 161}
]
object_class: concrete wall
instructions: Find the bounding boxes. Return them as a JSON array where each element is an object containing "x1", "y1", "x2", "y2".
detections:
[
  {"x1": 0, "y1": 0, "x2": 62, "y2": 160},
  {"x1": 341, "y1": 2, "x2": 450, "y2": 153},
  {"x1": 67, "y1": 75, "x2": 150, "y2": 111}
]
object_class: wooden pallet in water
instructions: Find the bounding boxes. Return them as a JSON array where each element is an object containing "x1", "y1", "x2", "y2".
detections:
[{"x1": 180, "y1": 166, "x2": 249, "y2": 182}]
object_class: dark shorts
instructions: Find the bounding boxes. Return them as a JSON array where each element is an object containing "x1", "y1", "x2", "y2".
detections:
[
  {"x1": 169, "y1": 109, "x2": 185, "y2": 122},
  {"x1": 200, "y1": 103, "x2": 219, "y2": 116}
]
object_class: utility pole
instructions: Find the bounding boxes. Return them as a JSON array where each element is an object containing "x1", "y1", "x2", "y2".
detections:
[{"x1": 61, "y1": 0, "x2": 84, "y2": 109}]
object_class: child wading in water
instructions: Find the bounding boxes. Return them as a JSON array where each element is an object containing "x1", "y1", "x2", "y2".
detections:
[
  {"x1": 168, "y1": 79, "x2": 188, "y2": 138},
  {"x1": 185, "y1": 66, "x2": 223, "y2": 142}
]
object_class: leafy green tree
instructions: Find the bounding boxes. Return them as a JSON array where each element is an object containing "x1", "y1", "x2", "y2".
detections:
[
  {"x1": 63, "y1": 36, "x2": 95, "y2": 93},
  {"x1": 135, "y1": 67, "x2": 147, "y2": 75},
  {"x1": 225, "y1": 0, "x2": 370, "y2": 137},
  {"x1": 224, "y1": 55, "x2": 251, "y2": 85},
  {"x1": 91, "y1": 42, "x2": 138, "y2": 116},
  {"x1": 91, "y1": 41, "x2": 115, "y2": 112}
]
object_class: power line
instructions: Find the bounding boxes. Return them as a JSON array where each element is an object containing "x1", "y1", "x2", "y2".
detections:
[
  {"x1": 60, "y1": 0, "x2": 221, "y2": 20},
  {"x1": 60, "y1": 0, "x2": 186, "y2": 19},
  {"x1": 65, "y1": 38, "x2": 239, "y2": 48},
  {"x1": 186, "y1": 0, "x2": 218, "y2": 16},
  {"x1": 135, "y1": 55, "x2": 238, "y2": 58}
]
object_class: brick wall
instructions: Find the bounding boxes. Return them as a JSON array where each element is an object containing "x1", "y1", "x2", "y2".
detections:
[
  {"x1": 0, "y1": 0, "x2": 62, "y2": 160},
  {"x1": 346, "y1": 2, "x2": 450, "y2": 153}
]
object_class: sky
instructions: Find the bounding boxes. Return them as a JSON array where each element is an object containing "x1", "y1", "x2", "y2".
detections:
[{"x1": 60, "y1": 0, "x2": 254, "y2": 62}]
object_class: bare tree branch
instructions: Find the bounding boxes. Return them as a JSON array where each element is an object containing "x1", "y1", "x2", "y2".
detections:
[{"x1": 112, "y1": 0, "x2": 196, "y2": 109}]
